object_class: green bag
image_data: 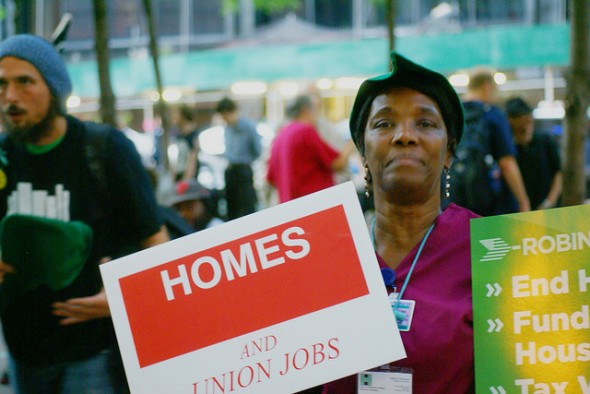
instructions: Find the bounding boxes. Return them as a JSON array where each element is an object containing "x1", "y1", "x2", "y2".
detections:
[{"x1": 0, "y1": 214, "x2": 93, "y2": 295}]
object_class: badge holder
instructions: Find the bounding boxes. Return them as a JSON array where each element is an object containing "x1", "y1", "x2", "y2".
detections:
[
  {"x1": 388, "y1": 292, "x2": 416, "y2": 332},
  {"x1": 357, "y1": 365, "x2": 413, "y2": 393}
]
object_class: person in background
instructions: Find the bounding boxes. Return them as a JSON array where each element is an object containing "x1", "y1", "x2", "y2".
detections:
[
  {"x1": 506, "y1": 97, "x2": 562, "y2": 210},
  {"x1": 324, "y1": 52, "x2": 477, "y2": 393},
  {"x1": 460, "y1": 68, "x2": 530, "y2": 215},
  {"x1": 0, "y1": 34, "x2": 168, "y2": 393},
  {"x1": 216, "y1": 97, "x2": 261, "y2": 220},
  {"x1": 306, "y1": 86, "x2": 370, "y2": 214},
  {"x1": 172, "y1": 104, "x2": 200, "y2": 181},
  {"x1": 266, "y1": 94, "x2": 355, "y2": 203},
  {"x1": 145, "y1": 167, "x2": 195, "y2": 241},
  {"x1": 168, "y1": 179, "x2": 224, "y2": 232}
]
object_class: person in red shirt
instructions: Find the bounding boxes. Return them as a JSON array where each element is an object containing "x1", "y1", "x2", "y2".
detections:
[{"x1": 266, "y1": 94, "x2": 355, "y2": 203}]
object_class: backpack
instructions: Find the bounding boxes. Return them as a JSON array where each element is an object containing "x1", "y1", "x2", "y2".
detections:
[
  {"x1": 448, "y1": 101, "x2": 502, "y2": 215},
  {"x1": 83, "y1": 121, "x2": 111, "y2": 194},
  {"x1": 85, "y1": 122, "x2": 193, "y2": 241}
]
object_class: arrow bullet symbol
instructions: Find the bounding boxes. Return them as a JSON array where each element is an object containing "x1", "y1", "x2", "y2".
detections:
[
  {"x1": 486, "y1": 283, "x2": 502, "y2": 297},
  {"x1": 490, "y1": 386, "x2": 506, "y2": 394},
  {"x1": 487, "y1": 318, "x2": 504, "y2": 332}
]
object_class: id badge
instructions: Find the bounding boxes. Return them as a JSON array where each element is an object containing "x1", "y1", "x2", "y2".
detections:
[
  {"x1": 388, "y1": 293, "x2": 415, "y2": 331},
  {"x1": 357, "y1": 367, "x2": 412, "y2": 393}
]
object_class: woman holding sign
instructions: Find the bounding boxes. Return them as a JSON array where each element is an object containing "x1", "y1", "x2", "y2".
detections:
[{"x1": 324, "y1": 53, "x2": 478, "y2": 393}]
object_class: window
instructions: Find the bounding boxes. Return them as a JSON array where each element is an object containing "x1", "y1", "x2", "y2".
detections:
[
  {"x1": 60, "y1": 0, "x2": 94, "y2": 41},
  {"x1": 192, "y1": 0, "x2": 225, "y2": 34}
]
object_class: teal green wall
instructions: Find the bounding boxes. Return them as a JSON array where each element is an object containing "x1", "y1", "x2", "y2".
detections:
[{"x1": 67, "y1": 23, "x2": 571, "y2": 98}]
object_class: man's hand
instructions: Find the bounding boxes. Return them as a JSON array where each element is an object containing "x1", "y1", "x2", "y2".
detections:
[
  {"x1": 0, "y1": 261, "x2": 15, "y2": 284},
  {"x1": 52, "y1": 287, "x2": 110, "y2": 326}
]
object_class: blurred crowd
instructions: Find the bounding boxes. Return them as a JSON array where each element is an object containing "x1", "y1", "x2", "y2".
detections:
[
  {"x1": 124, "y1": 74, "x2": 565, "y2": 231},
  {"x1": 0, "y1": 32, "x2": 573, "y2": 394}
]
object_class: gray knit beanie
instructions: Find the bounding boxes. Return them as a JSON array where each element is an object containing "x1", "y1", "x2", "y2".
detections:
[{"x1": 0, "y1": 34, "x2": 72, "y2": 111}]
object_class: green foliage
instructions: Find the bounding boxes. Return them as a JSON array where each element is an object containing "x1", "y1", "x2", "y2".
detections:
[
  {"x1": 222, "y1": 0, "x2": 300, "y2": 14},
  {"x1": 254, "y1": 0, "x2": 300, "y2": 13},
  {"x1": 221, "y1": 0, "x2": 236, "y2": 14}
]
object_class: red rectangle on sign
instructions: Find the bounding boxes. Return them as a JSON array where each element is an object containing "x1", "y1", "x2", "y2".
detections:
[{"x1": 119, "y1": 205, "x2": 369, "y2": 367}]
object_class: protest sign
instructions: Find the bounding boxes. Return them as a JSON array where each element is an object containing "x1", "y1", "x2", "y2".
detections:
[
  {"x1": 101, "y1": 182, "x2": 405, "y2": 393},
  {"x1": 471, "y1": 204, "x2": 590, "y2": 394}
]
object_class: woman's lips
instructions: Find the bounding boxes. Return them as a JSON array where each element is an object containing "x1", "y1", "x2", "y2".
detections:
[{"x1": 386, "y1": 154, "x2": 423, "y2": 168}]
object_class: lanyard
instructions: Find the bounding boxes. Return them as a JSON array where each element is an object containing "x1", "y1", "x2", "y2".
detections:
[{"x1": 371, "y1": 219, "x2": 436, "y2": 312}]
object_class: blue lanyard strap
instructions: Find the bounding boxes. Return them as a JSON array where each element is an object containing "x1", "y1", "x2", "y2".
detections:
[
  {"x1": 394, "y1": 222, "x2": 435, "y2": 309},
  {"x1": 371, "y1": 218, "x2": 436, "y2": 309}
]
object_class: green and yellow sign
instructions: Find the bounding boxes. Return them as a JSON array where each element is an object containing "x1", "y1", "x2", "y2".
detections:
[{"x1": 471, "y1": 205, "x2": 590, "y2": 394}]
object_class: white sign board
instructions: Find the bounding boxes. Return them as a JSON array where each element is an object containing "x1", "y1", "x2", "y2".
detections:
[{"x1": 101, "y1": 182, "x2": 405, "y2": 393}]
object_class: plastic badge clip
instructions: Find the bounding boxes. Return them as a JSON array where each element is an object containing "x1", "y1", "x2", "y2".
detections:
[{"x1": 381, "y1": 267, "x2": 396, "y2": 288}]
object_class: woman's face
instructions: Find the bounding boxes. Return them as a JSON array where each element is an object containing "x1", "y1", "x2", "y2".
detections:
[{"x1": 363, "y1": 86, "x2": 451, "y2": 204}]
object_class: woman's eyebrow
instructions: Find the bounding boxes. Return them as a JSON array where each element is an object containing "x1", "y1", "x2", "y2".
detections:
[
  {"x1": 414, "y1": 104, "x2": 442, "y2": 118},
  {"x1": 369, "y1": 106, "x2": 395, "y2": 118}
]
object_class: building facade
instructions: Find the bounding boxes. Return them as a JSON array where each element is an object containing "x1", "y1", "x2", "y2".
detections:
[{"x1": 0, "y1": 0, "x2": 573, "y2": 131}]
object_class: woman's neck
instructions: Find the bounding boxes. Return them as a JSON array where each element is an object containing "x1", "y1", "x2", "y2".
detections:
[{"x1": 373, "y1": 200, "x2": 440, "y2": 270}]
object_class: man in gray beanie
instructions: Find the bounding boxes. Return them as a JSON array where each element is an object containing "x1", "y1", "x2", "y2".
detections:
[{"x1": 0, "y1": 34, "x2": 169, "y2": 393}]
